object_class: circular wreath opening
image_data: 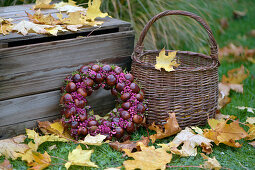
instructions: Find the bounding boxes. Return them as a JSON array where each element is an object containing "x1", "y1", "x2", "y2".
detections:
[{"x1": 60, "y1": 64, "x2": 147, "y2": 140}]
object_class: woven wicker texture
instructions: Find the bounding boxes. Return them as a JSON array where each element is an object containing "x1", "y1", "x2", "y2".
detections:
[{"x1": 131, "y1": 10, "x2": 220, "y2": 128}]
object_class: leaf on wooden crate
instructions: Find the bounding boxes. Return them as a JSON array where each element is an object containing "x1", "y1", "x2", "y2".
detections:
[
  {"x1": 28, "y1": 151, "x2": 51, "y2": 170},
  {"x1": 65, "y1": 145, "x2": 98, "y2": 169},
  {"x1": 0, "y1": 159, "x2": 13, "y2": 170},
  {"x1": 248, "y1": 141, "x2": 255, "y2": 147},
  {"x1": 34, "y1": 0, "x2": 54, "y2": 9},
  {"x1": 54, "y1": 0, "x2": 86, "y2": 13},
  {"x1": 78, "y1": 134, "x2": 106, "y2": 146},
  {"x1": 159, "y1": 127, "x2": 213, "y2": 156},
  {"x1": 86, "y1": 0, "x2": 108, "y2": 21},
  {"x1": 123, "y1": 142, "x2": 172, "y2": 170},
  {"x1": 201, "y1": 153, "x2": 221, "y2": 170},
  {"x1": 236, "y1": 106, "x2": 255, "y2": 114},
  {"x1": 0, "y1": 135, "x2": 29, "y2": 160},
  {"x1": 155, "y1": 48, "x2": 179, "y2": 72},
  {"x1": 12, "y1": 20, "x2": 51, "y2": 35},
  {"x1": 26, "y1": 10, "x2": 61, "y2": 25},
  {"x1": 148, "y1": 113, "x2": 181, "y2": 143},
  {"x1": 109, "y1": 136, "x2": 149, "y2": 152},
  {"x1": 203, "y1": 119, "x2": 248, "y2": 147},
  {"x1": 0, "y1": 17, "x2": 13, "y2": 35}
]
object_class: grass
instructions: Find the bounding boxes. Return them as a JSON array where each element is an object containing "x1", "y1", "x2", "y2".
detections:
[{"x1": 1, "y1": 0, "x2": 255, "y2": 169}]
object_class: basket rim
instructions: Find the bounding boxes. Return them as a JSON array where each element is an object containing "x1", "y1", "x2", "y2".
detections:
[{"x1": 132, "y1": 49, "x2": 220, "y2": 72}]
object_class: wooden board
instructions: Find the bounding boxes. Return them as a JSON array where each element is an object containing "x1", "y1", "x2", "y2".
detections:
[{"x1": 0, "y1": 31, "x2": 134, "y2": 100}]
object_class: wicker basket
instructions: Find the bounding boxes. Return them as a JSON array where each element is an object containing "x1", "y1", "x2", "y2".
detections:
[{"x1": 131, "y1": 10, "x2": 219, "y2": 128}]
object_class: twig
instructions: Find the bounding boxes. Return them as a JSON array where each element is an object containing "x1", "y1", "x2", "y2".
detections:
[
  {"x1": 87, "y1": 26, "x2": 102, "y2": 37},
  {"x1": 166, "y1": 165, "x2": 203, "y2": 168}
]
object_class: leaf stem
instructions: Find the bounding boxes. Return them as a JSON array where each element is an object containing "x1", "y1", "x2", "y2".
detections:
[
  {"x1": 166, "y1": 165, "x2": 203, "y2": 168},
  {"x1": 50, "y1": 155, "x2": 68, "y2": 162}
]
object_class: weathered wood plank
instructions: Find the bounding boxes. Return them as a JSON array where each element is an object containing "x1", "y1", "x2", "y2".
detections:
[{"x1": 0, "y1": 31, "x2": 134, "y2": 100}]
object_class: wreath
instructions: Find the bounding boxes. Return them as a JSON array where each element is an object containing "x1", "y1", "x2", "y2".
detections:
[{"x1": 60, "y1": 64, "x2": 147, "y2": 140}]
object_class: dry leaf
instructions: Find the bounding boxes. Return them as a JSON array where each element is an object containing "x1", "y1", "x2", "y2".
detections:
[
  {"x1": 54, "y1": 0, "x2": 86, "y2": 13},
  {"x1": 0, "y1": 159, "x2": 13, "y2": 170},
  {"x1": 148, "y1": 113, "x2": 181, "y2": 143},
  {"x1": 28, "y1": 151, "x2": 51, "y2": 170},
  {"x1": 48, "y1": 145, "x2": 57, "y2": 151},
  {"x1": 246, "y1": 117, "x2": 255, "y2": 124},
  {"x1": 236, "y1": 106, "x2": 255, "y2": 114},
  {"x1": 123, "y1": 142, "x2": 172, "y2": 170},
  {"x1": 65, "y1": 145, "x2": 98, "y2": 169},
  {"x1": 155, "y1": 48, "x2": 179, "y2": 72},
  {"x1": 220, "y1": 18, "x2": 229, "y2": 30},
  {"x1": 78, "y1": 134, "x2": 106, "y2": 146},
  {"x1": 0, "y1": 17, "x2": 13, "y2": 35},
  {"x1": 34, "y1": 0, "x2": 54, "y2": 9},
  {"x1": 26, "y1": 11, "x2": 61, "y2": 25},
  {"x1": 58, "y1": 12, "x2": 86, "y2": 25},
  {"x1": 246, "y1": 124, "x2": 255, "y2": 140},
  {"x1": 191, "y1": 126, "x2": 204, "y2": 135},
  {"x1": 65, "y1": 24, "x2": 83, "y2": 31},
  {"x1": 222, "y1": 65, "x2": 249, "y2": 84},
  {"x1": 0, "y1": 135, "x2": 29, "y2": 159},
  {"x1": 201, "y1": 153, "x2": 221, "y2": 170},
  {"x1": 86, "y1": 0, "x2": 108, "y2": 21},
  {"x1": 12, "y1": 20, "x2": 51, "y2": 35},
  {"x1": 215, "y1": 110, "x2": 236, "y2": 120},
  {"x1": 233, "y1": 10, "x2": 246, "y2": 19},
  {"x1": 248, "y1": 141, "x2": 255, "y2": 147},
  {"x1": 204, "y1": 119, "x2": 248, "y2": 147},
  {"x1": 109, "y1": 136, "x2": 149, "y2": 152},
  {"x1": 160, "y1": 127, "x2": 213, "y2": 156},
  {"x1": 249, "y1": 30, "x2": 255, "y2": 38}
]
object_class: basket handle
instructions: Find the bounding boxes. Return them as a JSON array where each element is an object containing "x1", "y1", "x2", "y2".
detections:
[{"x1": 133, "y1": 10, "x2": 218, "y2": 63}]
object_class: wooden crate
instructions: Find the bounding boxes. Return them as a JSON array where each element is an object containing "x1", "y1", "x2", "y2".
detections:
[{"x1": 0, "y1": 4, "x2": 135, "y2": 139}]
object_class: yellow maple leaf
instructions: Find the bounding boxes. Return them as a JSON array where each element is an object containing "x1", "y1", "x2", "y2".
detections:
[
  {"x1": 148, "y1": 113, "x2": 181, "y2": 143},
  {"x1": 26, "y1": 10, "x2": 61, "y2": 25},
  {"x1": 155, "y1": 48, "x2": 179, "y2": 72},
  {"x1": 65, "y1": 145, "x2": 98, "y2": 169},
  {"x1": 159, "y1": 127, "x2": 213, "y2": 157},
  {"x1": 222, "y1": 65, "x2": 249, "y2": 84},
  {"x1": 0, "y1": 17, "x2": 13, "y2": 35},
  {"x1": 203, "y1": 119, "x2": 248, "y2": 147},
  {"x1": 123, "y1": 142, "x2": 172, "y2": 170},
  {"x1": 246, "y1": 124, "x2": 255, "y2": 140},
  {"x1": 0, "y1": 135, "x2": 29, "y2": 160},
  {"x1": 58, "y1": 12, "x2": 86, "y2": 25},
  {"x1": 86, "y1": 0, "x2": 108, "y2": 21},
  {"x1": 78, "y1": 134, "x2": 106, "y2": 146},
  {"x1": 34, "y1": 0, "x2": 54, "y2": 9},
  {"x1": 201, "y1": 153, "x2": 221, "y2": 170},
  {"x1": 28, "y1": 151, "x2": 51, "y2": 170}
]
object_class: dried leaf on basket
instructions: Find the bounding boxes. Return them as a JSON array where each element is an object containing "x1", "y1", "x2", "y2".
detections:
[
  {"x1": 0, "y1": 17, "x2": 13, "y2": 35},
  {"x1": 0, "y1": 159, "x2": 13, "y2": 170},
  {"x1": 109, "y1": 136, "x2": 149, "y2": 152},
  {"x1": 78, "y1": 134, "x2": 106, "y2": 146},
  {"x1": 201, "y1": 153, "x2": 222, "y2": 170},
  {"x1": 26, "y1": 11, "x2": 61, "y2": 25},
  {"x1": 203, "y1": 119, "x2": 248, "y2": 147},
  {"x1": 34, "y1": 0, "x2": 54, "y2": 9},
  {"x1": 159, "y1": 127, "x2": 213, "y2": 156},
  {"x1": 123, "y1": 142, "x2": 172, "y2": 170},
  {"x1": 0, "y1": 135, "x2": 29, "y2": 160},
  {"x1": 28, "y1": 151, "x2": 51, "y2": 170},
  {"x1": 65, "y1": 145, "x2": 98, "y2": 169},
  {"x1": 148, "y1": 113, "x2": 181, "y2": 143},
  {"x1": 86, "y1": 0, "x2": 108, "y2": 21},
  {"x1": 155, "y1": 48, "x2": 180, "y2": 72}
]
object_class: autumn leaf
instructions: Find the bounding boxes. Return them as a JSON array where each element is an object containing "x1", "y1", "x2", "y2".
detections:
[
  {"x1": 155, "y1": 48, "x2": 179, "y2": 72},
  {"x1": 123, "y1": 142, "x2": 172, "y2": 170},
  {"x1": 0, "y1": 159, "x2": 13, "y2": 170},
  {"x1": 0, "y1": 135, "x2": 29, "y2": 160},
  {"x1": 12, "y1": 20, "x2": 51, "y2": 35},
  {"x1": 248, "y1": 141, "x2": 255, "y2": 147},
  {"x1": 201, "y1": 153, "x2": 221, "y2": 170},
  {"x1": 236, "y1": 106, "x2": 255, "y2": 114},
  {"x1": 245, "y1": 117, "x2": 255, "y2": 140},
  {"x1": 149, "y1": 113, "x2": 181, "y2": 143},
  {"x1": 28, "y1": 151, "x2": 51, "y2": 170},
  {"x1": 34, "y1": 0, "x2": 54, "y2": 9},
  {"x1": 215, "y1": 110, "x2": 236, "y2": 120},
  {"x1": 159, "y1": 127, "x2": 213, "y2": 156},
  {"x1": 191, "y1": 126, "x2": 204, "y2": 135},
  {"x1": 222, "y1": 65, "x2": 249, "y2": 84},
  {"x1": 246, "y1": 117, "x2": 255, "y2": 124},
  {"x1": 54, "y1": 0, "x2": 86, "y2": 13},
  {"x1": 0, "y1": 17, "x2": 13, "y2": 35},
  {"x1": 26, "y1": 11, "x2": 61, "y2": 25},
  {"x1": 65, "y1": 145, "x2": 98, "y2": 169},
  {"x1": 109, "y1": 136, "x2": 149, "y2": 152},
  {"x1": 78, "y1": 134, "x2": 106, "y2": 146},
  {"x1": 86, "y1": 0, "x2": 108, "y2": 21},
  {"x1": 203, "y1": 119, "x2": 248, "y2": 147}
]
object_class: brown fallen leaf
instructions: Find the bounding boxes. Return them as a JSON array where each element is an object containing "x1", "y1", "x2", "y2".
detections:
[
  {"x1": 248, "y1": 141, "x2": 255, "y2": 147},
  {"x1": 26, "y1": 10, "x2": 61, "y2": 25},
  {"x1": 109, "y1": 136, "x2": 149, "y2": 152},
  {"x1": 220, "y1": 18, "x2": 229, "y2": 30},
  {"x1": 159, "y1": 127, "x2": 213, "y2": 156},
  {"x1": 148, "y1": 113, "x2": 181, "y2": 143},
  {"x1": 204, "y1": 119, "x2": 248, "y2": 147},
  {"x1": 34, "y1": 0, "x2": 54, "y2": 9},
  {"x1": 233, "y1": 10, "x2": 246, "y2": 19},
  {"x1": 0, "y1": 135, "x2": 29, "y2": 160},
  {"x1": 28, "y1": 151, "x2": 51, "y2": 170},
  {"x1": 123, "y1": 142, "x2": 172, "y2": 170},
  {"x1": 0, "y1": 159, "x2": 13, "y2": 170},
  {"x1": 249, "y1": 30, "x2": 255, "y2": 38},
  {"x1": 201, "y1": 153, "x2": 221, "y2": 170},
  {"x1": 222, "y1": 65, "x2": 249, "y2": 84}
]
